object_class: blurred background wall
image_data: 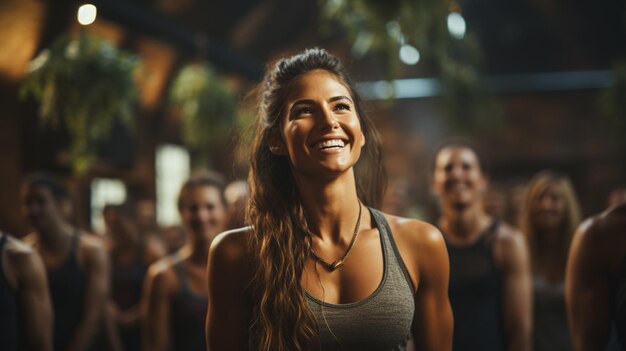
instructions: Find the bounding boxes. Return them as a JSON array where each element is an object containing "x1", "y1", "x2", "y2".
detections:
[{"x1": 0, "y1": 0, "x2": 624, "y2": 234}]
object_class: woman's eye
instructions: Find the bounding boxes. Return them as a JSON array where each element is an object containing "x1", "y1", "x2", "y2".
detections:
[
  {"x1": 295, "y1": 107, "x2": 313, "y2": 116},
  {"x1": 334, "y1": 103, "x2": 351, "y2": 111}
]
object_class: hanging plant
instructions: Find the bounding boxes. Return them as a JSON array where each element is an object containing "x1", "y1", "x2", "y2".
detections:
[
  {"x1": 169, "y1": 63, "x2": 237, "y2": 166},
  {"x1": 320, "y1": 0, "x2": 503, "y2": 134},
  {"x1": 20, "y1": 33, "x2": 140, "y2": 174}
]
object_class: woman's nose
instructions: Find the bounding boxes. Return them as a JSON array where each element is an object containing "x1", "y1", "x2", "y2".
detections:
[{"x1": 317, "y1": 106, "x2": 339, "y2": 131}]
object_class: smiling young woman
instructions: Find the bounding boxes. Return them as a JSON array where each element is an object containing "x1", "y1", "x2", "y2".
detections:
[
  {"x1": 206, "y1": 48, "x2": 453, "y2": 351},
  {"x1": 143, "y1": 175, "x2": 227, "y2": 351}
]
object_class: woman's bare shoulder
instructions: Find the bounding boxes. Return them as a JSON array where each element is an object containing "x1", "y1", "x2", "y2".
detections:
[
  {"x1": 208, "y1": 227, "x2": 255, "y2": 300},
  {"x1": 209, "y1": 227, "x2": 254, "y2": 276},
  {"x1": 382, "y1": 213, "x2": 444, "y2": 248},
  {"x1": 211, "y1": 226, "x2": 252, "y2": 258}
]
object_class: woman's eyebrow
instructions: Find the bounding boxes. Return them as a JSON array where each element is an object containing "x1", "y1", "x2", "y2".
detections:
[
  {"x1": 289, "y1": 96, "x2": 353, "y2": 112},
  {"x1": 329, "y1": 95, "x2": 353, "y2": 103},
  {"x1": 291, "y1": 99, "x2": 315, "y2": 107}
]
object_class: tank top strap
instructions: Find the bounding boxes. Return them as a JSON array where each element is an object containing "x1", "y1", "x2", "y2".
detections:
[
  {"x1": 137, "y1": 239, "x2": 146, "y2": 263},
  {"x1": 368, "y1": 208, "x2": 416, "y2": 293},
  {"x1": 174, "y1": 260, "x2": 190, "y2": 293},
  {"x1": 483, "y1": 219, "x2": 500, "y2": 241},
  {"x1": 482, "y1": 219, "x2": 501, "y2": 266},
  {"x1": 70, "y1": 228, "x2": 80, "y2": 257}
]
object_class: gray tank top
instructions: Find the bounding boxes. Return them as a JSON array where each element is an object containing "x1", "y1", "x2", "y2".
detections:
[{"x1": 305, "y1": 208, "x2": 415, "y2": 351}]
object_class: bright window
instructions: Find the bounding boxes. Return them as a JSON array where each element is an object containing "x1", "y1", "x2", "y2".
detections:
[
  {"x1": 156, "y1": 144, "x2": 190, "y2": 226},
  {"x1": 90, "y1": 178, "x2": 126, "y2": 234}
]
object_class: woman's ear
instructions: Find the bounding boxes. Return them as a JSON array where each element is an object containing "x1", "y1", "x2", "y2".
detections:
[{"x1": 267, "y1": 135, "x2": 287, "y2": 156}]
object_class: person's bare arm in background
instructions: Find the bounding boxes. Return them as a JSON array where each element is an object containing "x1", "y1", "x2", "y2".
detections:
[{"x1": 495, "y1": 226, "x2": 533, "y2": 351}]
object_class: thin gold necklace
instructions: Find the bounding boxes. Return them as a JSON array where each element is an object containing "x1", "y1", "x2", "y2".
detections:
[{"x1": 310, "y1": 199, "x2": 362, "y2": 272}]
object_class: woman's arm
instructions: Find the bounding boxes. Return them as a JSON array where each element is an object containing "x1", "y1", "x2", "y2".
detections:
[
  {"x1": 390, "y1": 218, "x2": 453, "y2": 351},
  {"x1": 118, "y1": 239, "x2": 167, "y2": 329},
  {"x1": 206, "y1": 228, "x2": 253, "y2": 351},
  {"x1": 142, "y1": 261, "x2": 175, "y2": 351},
  {"x1": 410, "y1": 224, "x2": 454, "y2": 351}
]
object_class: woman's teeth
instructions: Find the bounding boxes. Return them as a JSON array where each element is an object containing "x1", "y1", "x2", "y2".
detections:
[{"x1": 316, "y1": 139, "x2": 346, "y2": 150}]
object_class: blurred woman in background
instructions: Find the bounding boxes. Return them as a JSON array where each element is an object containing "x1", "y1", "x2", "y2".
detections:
[
  {"x1": 143, "y1": 174, "x2": 226, "y2": 351},
  {"x1": 519, "y1": 170, "x2": 582, "y2": 351}
]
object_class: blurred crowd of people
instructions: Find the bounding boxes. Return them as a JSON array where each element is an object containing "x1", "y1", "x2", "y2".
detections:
[{"x1": 1, "y1": 172, "x2": 248, "y2": 351}]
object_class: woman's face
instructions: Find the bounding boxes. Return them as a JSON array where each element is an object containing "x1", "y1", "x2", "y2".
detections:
[
  {"x1": 532, "y1": 183, "x2": 566, "y2": 230},
  {"x1": 432, "y1": 146, "x2": 487, "y2": 209},
  {"x1": 269, "y1": 69, "x2": 365, "y2": 178},
  {"x1": 104, "y1": 209, "x2": 136, "y2": 243},
  {"x1": 179, "y1": 185, "x2": 226, "y2": 239}
]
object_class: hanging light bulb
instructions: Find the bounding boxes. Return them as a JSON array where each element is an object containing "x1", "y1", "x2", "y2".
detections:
[
  {"x1": 447, "y1": 12, "x2": 466, "y2": 39},
  {"x1": 399, "y1": 44, "x2": 420, "y2": 65},
  {"x1": 77, "y1": 4, "x2": 97, "y2": 26}
]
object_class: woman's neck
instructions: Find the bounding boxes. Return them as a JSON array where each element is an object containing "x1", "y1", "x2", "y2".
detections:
[
  {"x1": 534, "y1": 227, "x2": 567, "y2": 281},
  {"x1": 184, "y1": 233, "x2": 213, "y2": 264},
  {"x1": 295, "y1": 170, "x2": 362, "y2": 244},
  {"x1": 535, "y1": 227, "x2": 563, "y2": 249},
  {"x1": 114, "y1": 231, "x2": 139, "y2": 251}
]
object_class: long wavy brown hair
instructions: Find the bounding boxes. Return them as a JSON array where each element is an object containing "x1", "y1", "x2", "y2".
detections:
[
  {"x1": 518, "y1": 170, "x2": 582, "y2": 278},
  {"x1": 245, "y1": 48, "x2": 385, "y2": 350}
]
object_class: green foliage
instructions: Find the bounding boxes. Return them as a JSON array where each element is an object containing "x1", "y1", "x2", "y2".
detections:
[
  {"x1": 169, "y1": 63, "x2": 237, "y2": 165},
  {"x1": 20, "y1": 33, "x2": 140, "y2": 174},
  {"x1": 320, "y1": 0, "x2": 503, "y2": 134}
]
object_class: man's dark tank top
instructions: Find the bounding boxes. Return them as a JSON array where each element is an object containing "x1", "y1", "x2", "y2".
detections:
[
  {"x1": 610, "y1": 254, "x2": 626, "y2": 349},
  {"x1": 445, "y1": 220, "x2": 505, "y2": 351},
  {"x1": 111, "y1": 243, "x2": 147, "y2": 351},
  {"x1": 47, "y1": 231, "x2": 86, "y2": 351},
  {"x1": 305, "y1": 208, "x2": 415, "y2": 351},
  {"x1": 0, "y1": 233, "x2": 18, "y2": 351},
  {"x1": 170, "y1": 260, "x2": 208, "y2": 351}
]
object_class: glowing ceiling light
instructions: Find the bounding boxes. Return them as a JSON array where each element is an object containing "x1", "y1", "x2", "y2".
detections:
[
  {"x1": 77, "y1": 4, "x2": 97, "y2": 26},
  {"x1": 447, "y1": 12, "x2": 466, "y2": 39},
  {"x1": 399, "y1": 44, "x2": 420, "y2": 65}
]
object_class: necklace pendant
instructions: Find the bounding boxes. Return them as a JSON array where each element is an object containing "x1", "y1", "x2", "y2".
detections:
[
  {"x1": 310, "y1": 199, "x2": 363, "y2": 273},
  {"x1": 326, "y1": 260, "x2": 344, "y2": 271}
]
